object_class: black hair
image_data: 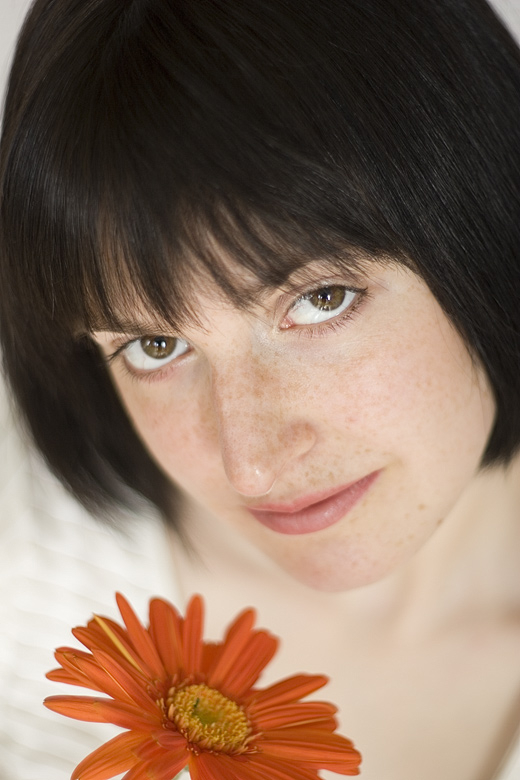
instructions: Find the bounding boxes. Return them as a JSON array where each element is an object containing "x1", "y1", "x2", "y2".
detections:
[{"x1": 1, "y1": 0, "x2": 520, "y2": 527}]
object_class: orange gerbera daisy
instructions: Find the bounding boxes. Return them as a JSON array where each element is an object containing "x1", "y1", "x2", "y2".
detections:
[{"x1": 45, "y1": 593, "x2": 361, "y2": 780}]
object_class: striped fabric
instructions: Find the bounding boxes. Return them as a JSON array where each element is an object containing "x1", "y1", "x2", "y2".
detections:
[{"x1": 0, "y1": 380, "x2": 182, "y2": 780}]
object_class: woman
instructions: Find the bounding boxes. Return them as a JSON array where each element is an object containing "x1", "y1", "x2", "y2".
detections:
[{"x1": 1, "y1": 0, "x2": 520, "y2": 778}]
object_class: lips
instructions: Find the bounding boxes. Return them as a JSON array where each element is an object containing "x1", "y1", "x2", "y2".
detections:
[{"x1": 246, "y1": 471, "x2": 380, "y2": 535}]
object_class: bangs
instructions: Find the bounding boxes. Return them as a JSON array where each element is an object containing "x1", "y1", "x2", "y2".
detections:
[
  {"x1": 2, "y1": 0, "x2": 412, "y2": 343},
  {"x1": 83, "y1": 191, "x2": 393, "y2": 337},
  {"x1": 72, "y1": 96, "x2": 400, "y2": 338}
]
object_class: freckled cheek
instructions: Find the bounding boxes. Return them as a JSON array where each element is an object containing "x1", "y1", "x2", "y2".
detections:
[
  {"x1": 122, "y1": 386, "x2": 224, "y2": 487},
  {"x1": 288, "y1": 345, "x2": 416, "y2": 439},
  {"x1": 312, "y1": 330, "x2": 475, "y2": 435}
]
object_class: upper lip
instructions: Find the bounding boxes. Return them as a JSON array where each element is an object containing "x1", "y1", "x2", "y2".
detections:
[{"x1": 246, "y1": 478, "x2": 364, "y2": 514}]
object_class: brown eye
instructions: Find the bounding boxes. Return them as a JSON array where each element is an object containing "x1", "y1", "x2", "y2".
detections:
[
  {"x1": 123, "y1": 335, "x2": 191, "y2": 371},
  {"x1": 307, "y1": 286, "x2": 347, "y2": 311},
  {"x1": 289, "y1": 285, "x2": 356, "y2": 325},
  {"x1": 141, "y1": 336, "x2": 178, "y2": 359}
]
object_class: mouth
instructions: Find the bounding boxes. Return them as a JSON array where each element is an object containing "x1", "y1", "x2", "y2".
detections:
[{"x1": 246, "y1": 471, "x2": 381, "y2": 535}]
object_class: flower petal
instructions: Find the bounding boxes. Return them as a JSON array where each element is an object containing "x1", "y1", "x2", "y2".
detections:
[
  {"x1": 206, "y1": 609, "x2": 257, "y2": 688},
  {"x1": 51, "y1": 647, "x2": 108, "y2": 691},
  {"x1": 71, "y1": 731, "x2": 148, "y2": 780},
  {"x1": 247, "y1": 674, "x2": 329, "y2": 710},
  {"x1": 260, "y1": 728, "x2": 361, "y2": 774},
  {"x1": 201, "y1": 641, "x2": 221, "y2": 674},
  {"x1": 123, "y1": 749, "x2": 188, "y2": 780},
  {"x1": 73, "y1": 617, "x2": 130, "y2": 655},
  {"x1": 89, "y1": 650, "x2": 157, "y2": 710},
  {"x1": 136, "y1": 730, "x2": 186, "y2": 757},
  {"x1": 190, "y1": 753, "x2": 320, "y2": 780},
  {"x1": 224, "y1": 754, "x2": 321, "y2": 780},
  {"x1": 148, "y1": 598, "x2": 184, "y2": 678},
  {"x1": 46, "y1": 665, "x2": 104, "y2": 691},
  {"x1": 73, "y1": 623, "x2": 149, "y2": 679},
  {"x1": 44, "y1": 695, "x2": 158, "y2": 730},
  {"x1": 222, "y1": 631, "x2": 278, "y2": 697},
  {"x1": 182, "y1": 595, "x2": 204, "y2": 676},
  {"x1": 115, "y1": 593, "x2": 166, "y2": 679},
  {"x1": 53, "y1": 651, "x2": 128, "y2": 698},
  {"x1": 253, "y1": 701, "x2": 337, "y2": 731},
  {"x1": 189, "y1": 752, "x2": 244, "y2": 780}
]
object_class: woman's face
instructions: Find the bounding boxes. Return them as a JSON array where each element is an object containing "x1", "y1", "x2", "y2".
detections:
[{"x1": 94, "y1": 260, "x2": 495, "y2": 591}]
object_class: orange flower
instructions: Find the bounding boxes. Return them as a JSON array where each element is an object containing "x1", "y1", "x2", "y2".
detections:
[{"x1": 45, "y1": 594, "x2": 361, "y2": 780}]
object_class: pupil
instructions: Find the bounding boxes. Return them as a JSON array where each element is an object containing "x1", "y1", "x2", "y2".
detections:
[
  {"x1": 141, "y1": 336, "x2": 176, "y2": 359},
  {"x1": 310, "y1": 286, "x2": 345, "y2": 311}
]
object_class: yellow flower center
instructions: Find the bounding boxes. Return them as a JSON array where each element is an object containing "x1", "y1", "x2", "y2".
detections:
[{"x1": 167, "y1": 683, "x2": 252, "y2": 754}]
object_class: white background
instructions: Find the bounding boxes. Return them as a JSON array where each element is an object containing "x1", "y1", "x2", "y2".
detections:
[{"x1": 0, "y1": 0, "x2": 32, "y2": 107}]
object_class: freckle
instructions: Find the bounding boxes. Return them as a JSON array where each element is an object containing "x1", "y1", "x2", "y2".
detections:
[{"x1": 417, "y1": 503, "x2": 425, "y2": 511}]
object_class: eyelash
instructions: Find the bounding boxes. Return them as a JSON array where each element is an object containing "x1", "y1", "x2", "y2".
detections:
[
  {"x1": 288, "y1": 285, "x2": 368, "y2": 339},
  {"x1": 104, "y1": 283, "x2": 369, "y2": 380},
  {"x1": 106, "y1": 342, "x2": 135, "y2": 364}
]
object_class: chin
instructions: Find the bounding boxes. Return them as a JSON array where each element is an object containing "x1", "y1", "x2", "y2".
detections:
[
  {"x1": 277, "y1": 555, "x2": 396, "y2": 593},
  {"x1": 275, "y1": 539, "x2": 412, "y2": 593}
]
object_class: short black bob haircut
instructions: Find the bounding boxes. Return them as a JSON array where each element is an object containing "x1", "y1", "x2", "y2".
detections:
[{"x1": 1, "y1": 0, "x2": 520, "y2": 528}]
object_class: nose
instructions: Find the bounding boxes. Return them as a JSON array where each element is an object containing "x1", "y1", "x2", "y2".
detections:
[{"x1": 210, "y1": 359, "x2": 316, "y2": 497}]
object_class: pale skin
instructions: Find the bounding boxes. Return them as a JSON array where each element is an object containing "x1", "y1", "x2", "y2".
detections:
[{"x1": 94, "y1": 261, "x2": 520, "y2": 780}]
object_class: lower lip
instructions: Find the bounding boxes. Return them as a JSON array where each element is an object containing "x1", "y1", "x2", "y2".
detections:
[{"x1": 247, "y1": 471, "x2": 380, "y2": 535}]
